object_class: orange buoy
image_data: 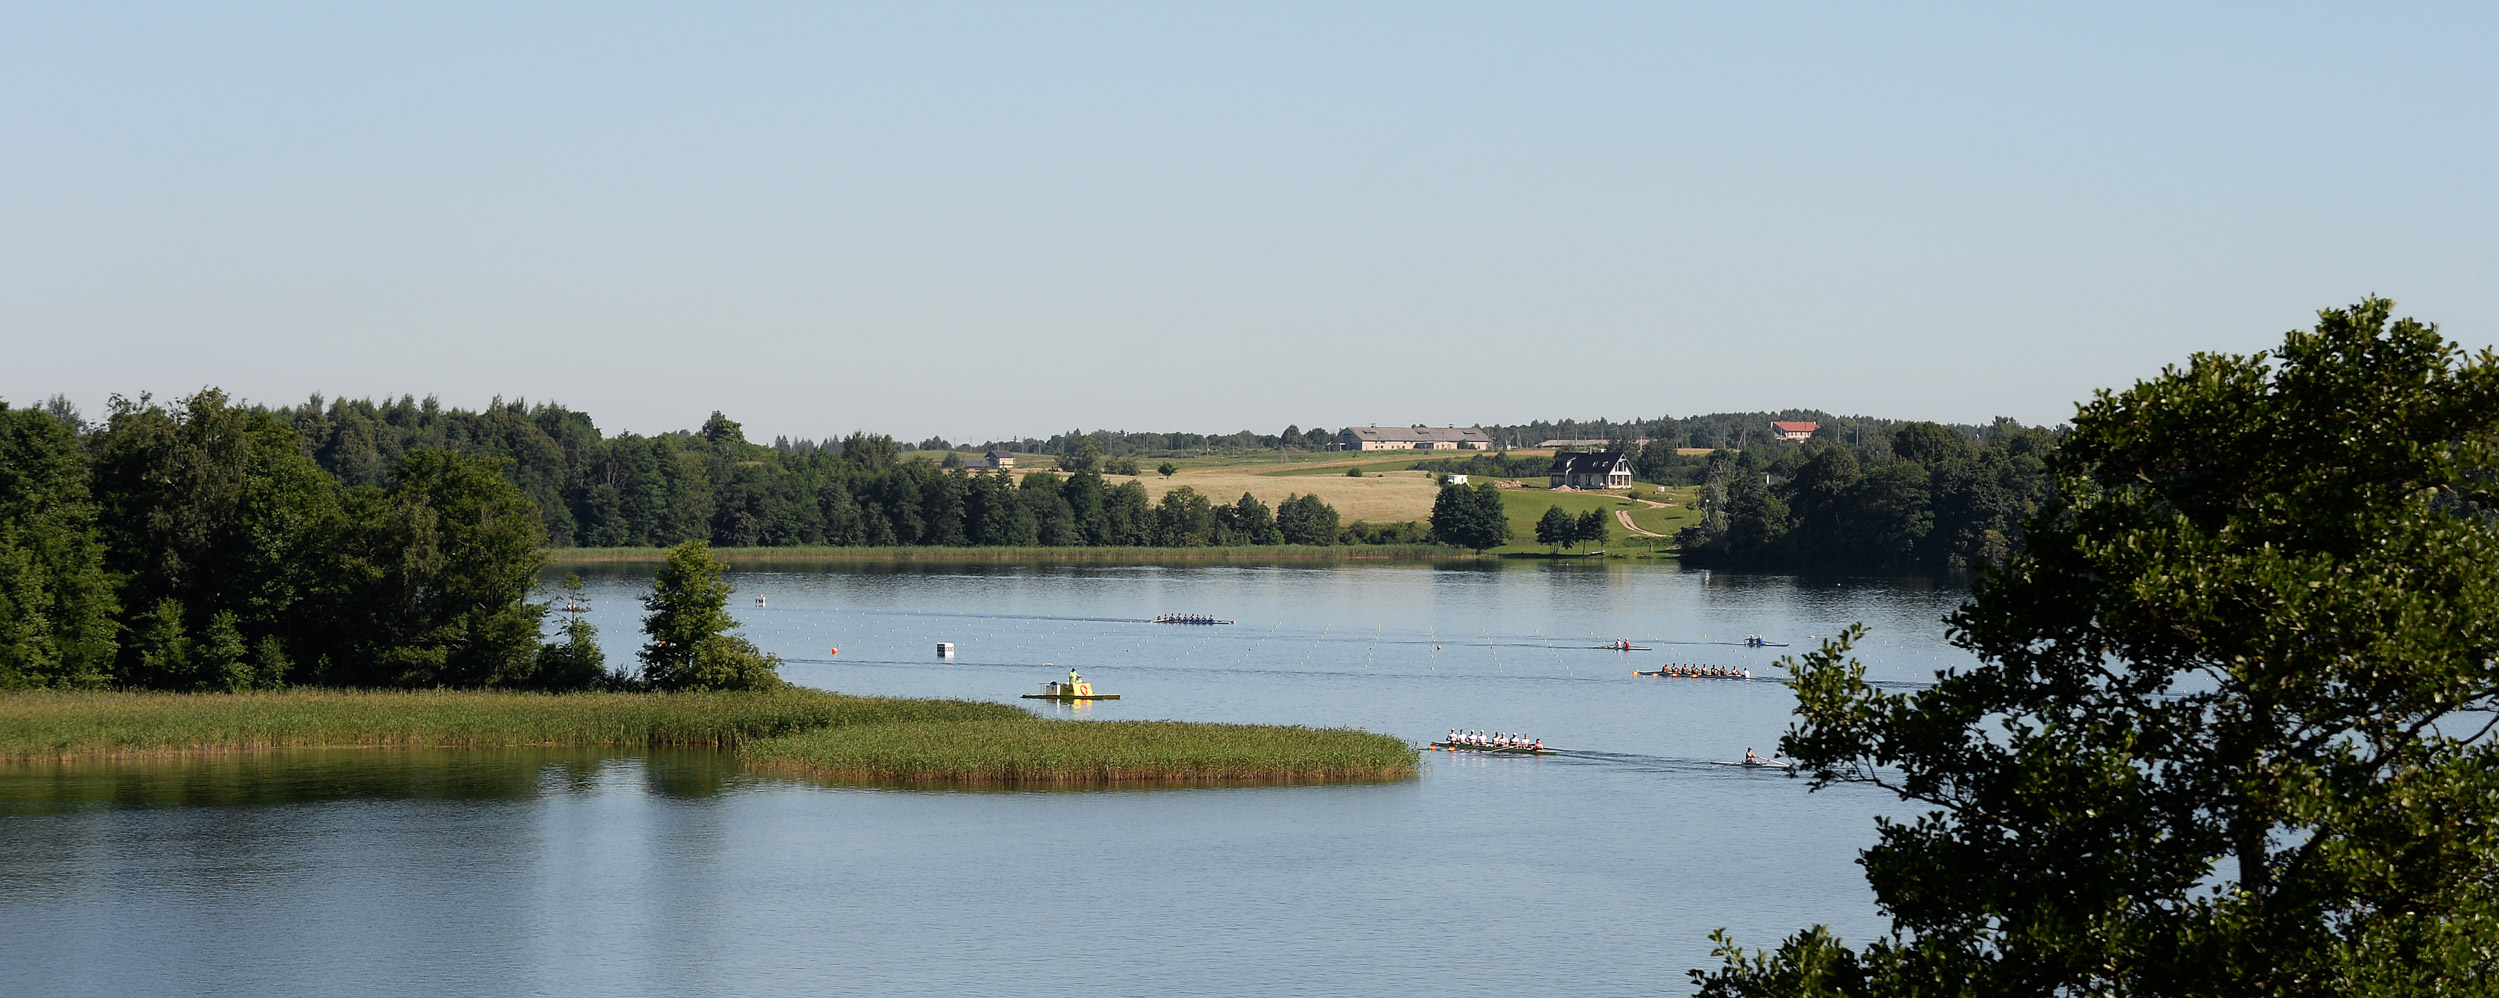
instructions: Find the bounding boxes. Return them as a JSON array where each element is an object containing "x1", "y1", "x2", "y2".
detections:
[{"x1": 829, "y1": 648, "x2": 839, "y2": 655}]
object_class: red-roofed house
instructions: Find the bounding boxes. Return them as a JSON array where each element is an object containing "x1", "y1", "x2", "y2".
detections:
[{"x1": 1769, "y1": 421, "x2": 1819, "y2": 442}]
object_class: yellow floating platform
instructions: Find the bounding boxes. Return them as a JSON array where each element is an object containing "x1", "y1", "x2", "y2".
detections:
[{"x1": 1025, "y1": 680, "x2": 1117, "y2": 700}]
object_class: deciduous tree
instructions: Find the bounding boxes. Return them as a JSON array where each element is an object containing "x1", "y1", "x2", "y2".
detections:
[
  {"x1": 1431, "y1": 482, "x2": 1511, "y2": 552},
  {"x1": 638, "y1": 540, "x2": 738, "y2": 689},
  {"x1": 1534, "y1": 505, "x2": 1573, "y2": 549},
  {"x1": 1573, "y1": 508, "x2": 1609, "y2": 549},
  {"x1": 0, "y1": 405, "x2": 118, "y2": 688},
  {"x1": 325, "y1": 449, "x2": 549, "y2": 687},
  {"x1": 1696, "y1": 299, "x2": 2499, "y2": 996}
]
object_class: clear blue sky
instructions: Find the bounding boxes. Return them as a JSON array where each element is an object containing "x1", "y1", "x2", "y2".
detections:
[{"x1": 6, "y1": 3, "x2": 2493, "y2": 442}]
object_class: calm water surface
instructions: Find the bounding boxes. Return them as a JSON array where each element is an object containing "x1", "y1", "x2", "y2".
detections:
[{"x1": 1, "y1": 562, "x2": 1976, "y2": 997}]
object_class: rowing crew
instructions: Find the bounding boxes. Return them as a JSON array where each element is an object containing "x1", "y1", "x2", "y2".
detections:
[
  {"x1": 1446, "y1": 730, "x2": 1542, "y2": 750},
  {"x1": 1651, "y1": 664, "x2": 1754, "y2": 679},
  {"x1": 1742, "y1": 635, "x2": 1772, "y2": 647},
  {"x1": 1154, "y1": 614, "x2": 1222, "y2": 624}
]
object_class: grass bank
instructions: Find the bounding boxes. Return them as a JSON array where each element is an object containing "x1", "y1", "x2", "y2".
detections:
[
  {"x1": 1485, "y1": 486, "x2": 1702, "y2": 559},
  {"x1": 0, "y1": 690, "x2": 1419, "y2": 788},
  {"x1": 543, "y1": 544, "x2": 1466, "y2": 566},
  {"x1": 744, "y1": 718, "x2": 1417, "y2": 787}
]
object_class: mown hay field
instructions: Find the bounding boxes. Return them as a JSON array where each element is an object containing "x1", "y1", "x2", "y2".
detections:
[{"x1": 1145, "y1": 467, "x2": 1444, "y2": 523}]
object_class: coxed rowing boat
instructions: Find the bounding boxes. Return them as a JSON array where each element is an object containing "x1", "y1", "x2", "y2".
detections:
[
  {"x1": 1636, "y1": 666, "x2": 1755, "y2": 679},
  {"x1": 1152, "y1": 614, "x2": 1234, "y2": 625},
  {"x1": 1428, "y1": 742, "x2": 1554, "y2": 755}
]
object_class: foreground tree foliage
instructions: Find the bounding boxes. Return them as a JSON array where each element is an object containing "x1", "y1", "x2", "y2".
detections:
[{"x1": 1696, "y1": 299, "x2": 2499, "y2": 995}]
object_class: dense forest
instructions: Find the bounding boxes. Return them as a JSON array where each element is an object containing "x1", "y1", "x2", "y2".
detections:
[
  {"x1": 1675, "y1": 420, "x2": 2060, "y2": 572},
  {"x1": 0, "y1": 391, "x2": 572, "y2": 691},
  {"x1": 227, "y1": 394, "x2": 1358, "y2": 550}
]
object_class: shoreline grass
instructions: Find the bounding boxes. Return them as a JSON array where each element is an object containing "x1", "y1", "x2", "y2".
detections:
[
  {"x1": 542, "y1": 544, "x2": 1470, "y2": 566},
  {"x1": 743, "y1": 718, "x2": 1418, "y2": 788},
  {"x1": 0, "y1": 690, "x2": 1420, "y2": 789}
]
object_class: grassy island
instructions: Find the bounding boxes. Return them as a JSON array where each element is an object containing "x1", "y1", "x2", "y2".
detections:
[
  {"x1": 0, "y1": 689, "x2": 1418, "y2": 788},
  {"x1": 743, "y1": 717, "x2": 1418, "y2": 787}
]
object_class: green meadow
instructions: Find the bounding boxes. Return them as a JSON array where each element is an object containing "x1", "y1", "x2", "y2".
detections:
[{"x1": 1485, "y1": 485, "x2": 1702, "y2": 559}]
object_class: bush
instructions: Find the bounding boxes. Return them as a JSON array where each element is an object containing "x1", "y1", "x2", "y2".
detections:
[{"x1": 671, "y1": 635, "x2": 785, "y2": 692}]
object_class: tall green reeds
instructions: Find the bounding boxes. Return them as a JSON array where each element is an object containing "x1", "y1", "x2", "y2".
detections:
[
  {"x1": 742, "y1": 718, "x2": 1418, "y2": 787},
  {"x1": 0, "y1": 691, "x2": 1420, "y2": 789},
  {"x1": 0, "y1": 689, "x2": 1017, "y2": 760}
]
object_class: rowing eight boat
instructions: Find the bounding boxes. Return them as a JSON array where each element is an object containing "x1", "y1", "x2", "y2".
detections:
[{"x1": 1428, "y1": 742, "x2": 1553, "y2": 755}]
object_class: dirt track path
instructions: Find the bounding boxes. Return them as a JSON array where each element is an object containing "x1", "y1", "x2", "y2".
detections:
[{"x1": 1616, "y1": 509, "x2": 1668, "y2": 538}]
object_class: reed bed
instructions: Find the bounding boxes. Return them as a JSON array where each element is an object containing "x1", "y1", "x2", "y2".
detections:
[
  {"x1": 0, "y1": 689, "x2": 1021, "y2": 761},
  {"x1": 741, "y1": 718, "x2": 1418, "y2": 788},
  {"x1": 542, "y1": 544, "x2": 1465, "y2": 566}
]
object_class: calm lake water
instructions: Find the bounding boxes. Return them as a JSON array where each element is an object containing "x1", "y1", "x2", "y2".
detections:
[{"x1": 1, "y1": 562, "x2": 1978, "y2": 997}]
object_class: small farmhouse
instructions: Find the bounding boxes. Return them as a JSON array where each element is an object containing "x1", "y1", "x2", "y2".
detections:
[
  {"x1": 1336, "y1": 425, "x2": 1495, "y2": 451},
  {"x1": 1769, "y1": 421, "x2": 1819, "y2": 442},
  {"x1": 983, "y1": 449, "x2": 1016, "y2": 470},
  {"x1": 1548, "y1": 452, "x2": 1632, "y2": 490}
]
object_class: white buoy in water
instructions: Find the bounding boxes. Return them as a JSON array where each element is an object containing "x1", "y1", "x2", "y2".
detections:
[
  {"x1": 754, "y1": 596, "x2": 766, "y2": 608},
  {"x1": 937, "y1": 642, "x2": 955, "y2": 659}
]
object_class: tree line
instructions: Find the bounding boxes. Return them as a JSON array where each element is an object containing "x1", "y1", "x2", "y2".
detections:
[
  {"x1": 219, "y1": 396, "x2": 1370, "y2": 550},
  {"x1": 1674, "y1": 420, "x2": 2059, "y2": 572},
  {"x1": 0, "y1": 389, "x2": 792, "y2": 692}
]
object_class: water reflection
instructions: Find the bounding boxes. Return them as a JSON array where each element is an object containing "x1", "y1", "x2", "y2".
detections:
[{"x1": 0, "y1": 749, "x2": 751, "y2": 815}]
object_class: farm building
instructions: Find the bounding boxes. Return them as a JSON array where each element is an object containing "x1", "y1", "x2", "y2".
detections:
[
  {"x1": 1769, "y1": 421, "x2": 1819, "y2": 442},
  {"x1": 1335, "y1": 425, "x2": 1495, "y2": 451},
  {"x1": 1548, "y1": 452, "x2": 1632, "y2": 490},
  {"x1": 983, "y1": 449, "x2": 1016, "y2": 469}
]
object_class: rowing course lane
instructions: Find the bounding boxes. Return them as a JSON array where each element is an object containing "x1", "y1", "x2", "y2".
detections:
[
  {"x1": 763, "y1": 607, "x2": 1824, "y2": 655},
  {"x1": 533, "y1": 562, "x2": 1947, "y2": 986}
]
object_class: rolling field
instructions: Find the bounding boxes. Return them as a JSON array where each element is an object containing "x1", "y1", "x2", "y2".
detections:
[
  {"x1": 1486, "y1": 486, "x2": 1702, "y2": 557},
  {"x1": 1143, "y1": 467, "x2": 1443, "y2": 523}
]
